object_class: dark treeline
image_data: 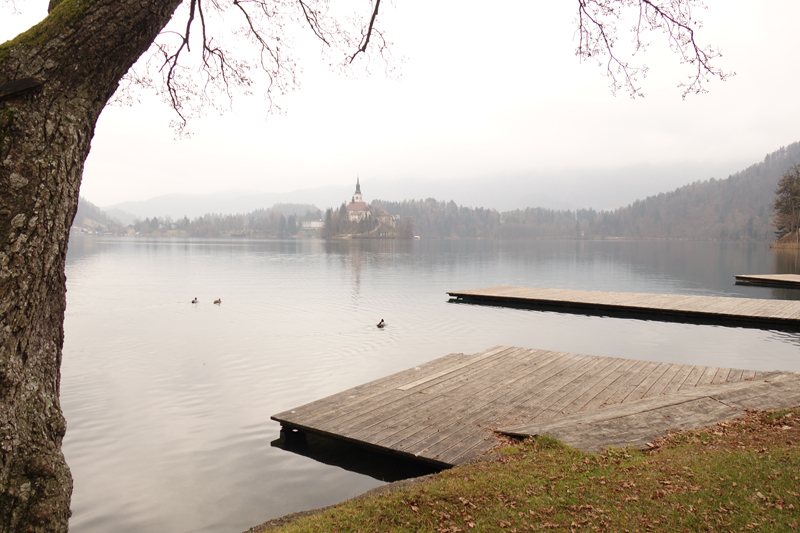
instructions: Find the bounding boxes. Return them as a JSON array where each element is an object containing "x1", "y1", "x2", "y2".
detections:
[
  {"x1": 374, "y1": 142, "x2": 800, "y2": 241},
  {"x1": 372, "y1": 199, "x2": 593, "y2": 239},
  {"x1": 130, "y1": 203, "x2": 322, "y2": 237}
]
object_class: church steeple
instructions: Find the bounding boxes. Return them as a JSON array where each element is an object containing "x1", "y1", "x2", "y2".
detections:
[{"x1": 352, "y1": 177, "x2": 363, "y2": 203}]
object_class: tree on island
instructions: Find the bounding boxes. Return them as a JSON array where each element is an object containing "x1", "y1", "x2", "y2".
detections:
[
  {"x1": 0, "y1": 0, "x2": 729, "y2": 530},
  {"x1": 773, "y1": 165, "x2": 800, "y2": 244}
]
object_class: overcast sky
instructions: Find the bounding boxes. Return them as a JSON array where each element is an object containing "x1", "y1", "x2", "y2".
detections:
[{"x1": 3, "y1": 0, "x2": 800, "y2": 209}]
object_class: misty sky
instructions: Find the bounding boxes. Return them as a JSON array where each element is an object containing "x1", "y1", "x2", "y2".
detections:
[{"x1": 3, "y1": 0, "x2": 800, "y2": 210}]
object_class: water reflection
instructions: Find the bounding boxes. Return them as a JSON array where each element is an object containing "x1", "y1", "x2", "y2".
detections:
[
  {"x1": 773, "y1": 248, "x2": 800, "y2": 274},
  {"x1": 768, "y1": 329, "x2": 800, "y2": 349},
  {"x1": 271, "y1": 428, "x2": 441, "y2": 482}
]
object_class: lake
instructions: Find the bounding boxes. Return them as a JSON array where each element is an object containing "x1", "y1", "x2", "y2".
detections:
[{"x1": 62, "y1": 237, "x2": 800, "y2": 532}]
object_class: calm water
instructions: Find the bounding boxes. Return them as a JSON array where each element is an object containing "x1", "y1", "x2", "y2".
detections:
[{"x1": 62, "y1": 238, "x2": 800, "y2": 533}]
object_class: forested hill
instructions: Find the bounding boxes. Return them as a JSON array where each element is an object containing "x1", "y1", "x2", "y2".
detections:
[
  {"x1": 374, "y1": 141, "x2": 800, "y2": 241},
  {"x1": 73, "y1": 197, "x2": 124, "y2": 233},
  {"x1": 599, "y1": 141, "x2": 800, "y2": 241}
]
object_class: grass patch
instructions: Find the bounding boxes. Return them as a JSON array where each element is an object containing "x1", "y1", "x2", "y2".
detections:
[{"x1": 263, "y1": 408, "x2": 800, "y2": 532}]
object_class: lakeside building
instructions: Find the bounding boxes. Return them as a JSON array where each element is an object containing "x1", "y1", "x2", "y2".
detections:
[
  {"x1": 375, "y1": 209, "x2": 399, "y2": 228},
  {"x1": 346, "y1": 178, "x2": 370, "y2": 222},
  {"x1": 344, "y1": 178, "x2": 400, "y2": 231}
]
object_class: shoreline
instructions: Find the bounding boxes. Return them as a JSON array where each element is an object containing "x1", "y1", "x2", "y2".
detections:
[
  {"x1": 243, "y1": 450, "x2": 507, "y2": 532},
  {"x1": 243, "y1": 473, "x2": 439, "y2": 532}
]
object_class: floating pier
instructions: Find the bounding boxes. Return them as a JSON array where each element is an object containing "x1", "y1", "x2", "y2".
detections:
[
  {"x1": 272, "y1": 347, "x2": 799, "y2": 467},
  {"x1": 734, "y1": 274, "x2": 800, "y2": 289},
  {"x1": 447, "y1": 286, "x2": 800, "y2": 328}
]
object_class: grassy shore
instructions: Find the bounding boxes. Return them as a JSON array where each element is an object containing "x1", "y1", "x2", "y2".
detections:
[{"x1": 256, "y1": 408, "x2": 800, "y2": 532}]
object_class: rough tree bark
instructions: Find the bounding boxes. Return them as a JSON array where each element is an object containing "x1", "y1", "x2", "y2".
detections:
[{"x1": 0, "y1": 0, "x2": 182, "y2": 530}]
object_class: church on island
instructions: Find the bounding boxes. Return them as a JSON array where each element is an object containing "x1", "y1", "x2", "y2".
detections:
[
  {"x1": 346, "y1": 178, "x2": 398, "y2": 227},
  {"x1": 346, "y1": 178, "x2": 369, "y2": 222}
]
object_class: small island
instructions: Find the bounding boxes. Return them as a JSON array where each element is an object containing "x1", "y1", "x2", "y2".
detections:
[{"x1": 322, "y1": 179, "x2": 414, "y2": 239}]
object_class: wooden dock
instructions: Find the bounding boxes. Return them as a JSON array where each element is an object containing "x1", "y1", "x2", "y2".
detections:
[
  {"x1": 271, "y1": 346, "x2": 799, "y2": 467},
  {"x1": 735, "y1": 274, "x2": 800, "y2": 289},
  {"x1": 447, "y1": 286, "x2": 800, "y2": 328}
]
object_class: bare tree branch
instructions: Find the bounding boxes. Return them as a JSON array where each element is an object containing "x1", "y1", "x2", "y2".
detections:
[
  {"x1": 297, "y1": 0, "x2": 330, "y2": 45},
  {"x1": 349, "y1": 0, "x2": 381, "y2": 63},
  {"x1": 576, "y1": 0, "x2": 732, "y2": 98}
]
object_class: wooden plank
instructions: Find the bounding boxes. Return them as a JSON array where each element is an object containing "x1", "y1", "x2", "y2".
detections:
[
  {"x1": 287, "y1": 347, "x2": 516, "y2": 429},
  {"x1": 600, "y1": 360, "x2": 662, "y2": 405},
  {"x1": 349, "y1": 348, "x2": 548, "y2": 440},
  {"x1": 642, "y1": 363, "x2": 683, "y2": 398},
  {"x1": 660, "y1": 364, "x2": 696, "y2": 396},
  {"x1": 383, "y1": 350, "x2": 588, "y2": 454},
  {"x1": 273, "y1": 347, "x2": 787, "y2": 467},
  {"x1": 527, "y1": 356, "x2": 623, "y2": 421},
  {"x1": 678, "y1": 366, "x2": 705, "y2": 391},
  {"x1": 501, "y1": 354, "x2": 610, "y2": 420},
  {"x1": 397, "y1": 345, "x2": 514, "y2": 390},
  {"x1": 447, "y1": 286, "x2": 800, "y2": 327},
  {"x1": 627, "y1": 362, "x2": 672, "y2": 401},
  {"x1": 696, "y1": 366, "x2": 719, "y2": 387},
  {"x1": 321, "y1": 351, "x2": 525, "y2": 438},
  {"x1": 558, "y1": 357, "x2": 635, "y2": 413},
  {"x1": 346, "y1": 347, "x2": 542, "y2": 444},
  {"x1": 273, "y1": 350, "x2": 477, "y2": 424},
  {"x1": 580, "y1": 358, "x2": 653, "y2": 411},
  {"x1": 712, "y1": 367, "x2": 733, "y2": 385},
  {"x1": 727, "y1": 368, "x2": 744, "y2": 383},
  {"x1": 371, "y1": 350, "x2": 576, "y2": 450},
  {"x1": 735, "y1": 274, "x2": 800, "y2": 289}
]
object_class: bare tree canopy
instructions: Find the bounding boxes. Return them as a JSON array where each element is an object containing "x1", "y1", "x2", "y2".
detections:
[
  {"x1": 576, "y1": 0, "x2": 730, "y2": 97},
  {"x1": 0, "y1": 1, "x2": 727, "y2": 532}
]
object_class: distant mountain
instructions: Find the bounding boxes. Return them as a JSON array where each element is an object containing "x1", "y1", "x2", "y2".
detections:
[
  {"x1": 103, "y1": 187, "x2": 346, "y2": 220},
  {"x1": 89, "y1": 140, "x2": 800, "y2": 241},
  {"x1": 596, "y1": 141, "x2": 800, "y2": 241},
  {"x1": 100, "y1": 160, "x2": 739, "y2": 220},
  {"x1": 72, "y1": 197, "x2": 123, "y2": 232}
]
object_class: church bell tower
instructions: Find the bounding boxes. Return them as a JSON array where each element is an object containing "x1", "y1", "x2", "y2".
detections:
[{"x1": 352, "y1": 177, "x2": 363, "y2": 203}]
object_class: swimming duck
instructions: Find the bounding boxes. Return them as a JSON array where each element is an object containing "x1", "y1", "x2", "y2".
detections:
[
  {"x1": 214, "y1": 298, "x2": 221, "y2": 305},
  {"x1": 377, "y1": 319, "x2": 385, "y2": 328},
  {"x1": 191, "y1": 297, "x2": 198, "y2": 304}
]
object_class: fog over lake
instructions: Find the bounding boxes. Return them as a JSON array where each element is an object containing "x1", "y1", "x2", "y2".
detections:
[{"x1": 62, "y1": 237, "x2": 800, "y2": 532}]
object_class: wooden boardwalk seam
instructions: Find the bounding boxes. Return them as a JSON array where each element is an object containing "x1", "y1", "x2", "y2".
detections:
[
  {"x1": 271, "y1": 347, "x2": 790, "y2": 467},
  {"x1": 498, "y1": 371, "x2": 800, "y2": 452},
  {"x1": 447, "y1": 286, "x2": 800, "y2": 328}
]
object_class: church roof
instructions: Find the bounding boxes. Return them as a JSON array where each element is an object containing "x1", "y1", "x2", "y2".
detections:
[{"x1": 346, "y1": 201, "x2": 368, "y2": 212}]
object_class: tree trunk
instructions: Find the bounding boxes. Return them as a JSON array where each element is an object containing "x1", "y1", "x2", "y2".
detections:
[{"x1": 0, "y1": 0, "x2": 182, "y2": 530}]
